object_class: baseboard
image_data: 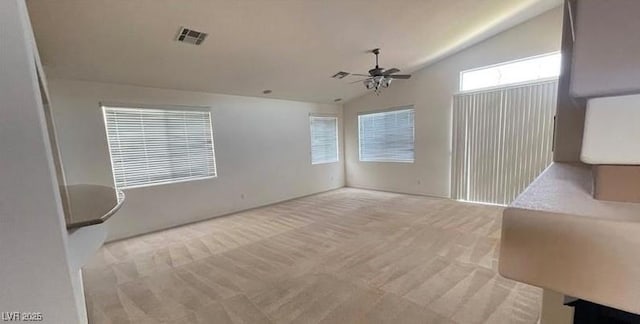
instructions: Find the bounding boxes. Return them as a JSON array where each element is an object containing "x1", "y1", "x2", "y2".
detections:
[
  {"x1": 105, "y1": 185, "x2": 347, "y2": 243},
  {"x1": 344, "y1": 184, "x2": 451, "y2": 200}
]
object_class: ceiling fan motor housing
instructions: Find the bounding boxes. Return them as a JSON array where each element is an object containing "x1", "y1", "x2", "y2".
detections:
[{"x1": 369, "y1": 67, "x2": 385, "y2": 76}]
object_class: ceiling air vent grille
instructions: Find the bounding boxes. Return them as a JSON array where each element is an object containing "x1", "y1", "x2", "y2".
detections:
[{"x1": 176, "y1": 27, "x2": 207, "y2": 45}]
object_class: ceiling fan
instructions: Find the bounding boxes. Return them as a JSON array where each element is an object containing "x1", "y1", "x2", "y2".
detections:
[{"x1": 347, "y1": 48, "x2": 412, "y2": 94}]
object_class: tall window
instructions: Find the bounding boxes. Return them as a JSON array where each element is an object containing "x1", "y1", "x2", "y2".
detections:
[
  {"x1": 460, "y1": 52, "x2": 561, "y2": 92},
  {"x1": 103, "y1": 105, "x2": 217, "y2": 189},
  {"x1": 358, "y1": 107, "x2": 415, "y2": 162},
  {"x1": 451, "y1": 80, "x2": 558, "y2": 205},
  {"x1": 310, "y1": 116, "x2": 339, "y2": 164}
]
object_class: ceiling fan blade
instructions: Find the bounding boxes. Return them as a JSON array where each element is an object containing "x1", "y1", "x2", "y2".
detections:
[
  {"x1": 349, "y1": 73, "x2": 372, "y2": 77},
  {"x1": 349, "y1": 78, "x2": 372, "y2": 84},
  {"x1": 389, "y1": 74, "x2": 411, "y2": 79},
  {"x1": 383, "y1": 68, "x2": 400, "y2": 75}
]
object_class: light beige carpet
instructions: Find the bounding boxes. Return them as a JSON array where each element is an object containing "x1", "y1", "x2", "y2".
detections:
[{"x1": 83, "y1": 188, "x2": 541, "y2": 323}]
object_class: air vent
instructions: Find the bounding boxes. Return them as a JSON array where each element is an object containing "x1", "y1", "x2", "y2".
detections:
[
  {"x1": 176, "y1": 27, "x2": 207, "y2": 45},
  {"x1": 332, "y1": 71, "x2": 350, "y2": 79}
]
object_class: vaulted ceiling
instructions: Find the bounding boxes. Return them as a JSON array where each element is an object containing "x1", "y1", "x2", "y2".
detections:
[{"x1": 27, "y1": 0, "x2": 561, "y2": 103}]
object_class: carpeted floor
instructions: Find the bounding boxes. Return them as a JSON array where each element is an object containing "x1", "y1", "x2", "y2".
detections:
[{"x1": 83, "y1": 188, "x2": 541, "y2": 323}]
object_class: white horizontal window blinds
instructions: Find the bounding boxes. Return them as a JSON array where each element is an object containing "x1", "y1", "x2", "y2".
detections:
[
  {"x1": 451, "y1": 79, "x2": 558, "y2": 205},
  {"x1": 358, "y1": 107, "x2": 415, "y2": 162},
  {"x1": 103, "y1": 106, "x2": 217, "y2": 189},
  {"x1": 310, "y1": 116, "x2": 339, "y2": 164}
]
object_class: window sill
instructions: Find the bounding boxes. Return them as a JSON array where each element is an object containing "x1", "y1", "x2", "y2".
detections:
[
  {"x1": 312, "y1": 161, "x2": 339, "y2": 165},
  {"x1": 359, "y1": 160, "x2": 415, "y2": 164},
  {"x1": 119, "y1": 175, "x2": 217, "y2": 191}
]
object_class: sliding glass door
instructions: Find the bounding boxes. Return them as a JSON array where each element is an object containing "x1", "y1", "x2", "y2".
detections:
[{"x1": 451, "y1": 79, "x2": 558, "y2": 205}]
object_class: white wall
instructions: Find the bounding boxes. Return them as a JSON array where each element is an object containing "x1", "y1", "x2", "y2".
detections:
[
  {"x1": 343, "y1": 7, "x2": 563, "y2": 197},
  {"x1": 0, "y1": 1, "x2": 82, "y2": 322},
  {"x1": 48, "y1": 79, "x2": 344, "y2": 241}
]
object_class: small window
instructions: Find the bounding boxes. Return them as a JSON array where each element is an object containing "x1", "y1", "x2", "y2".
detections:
[
  {"x1": 460, "y1": 52, "x2": 561, "y2": 92},
  {"x1": 310, "y1": 116, "x2": 339, "y2": 164},
  {"x1": 358, "y1": 107, "x2": 415, "y2": 162},
  {"x1": 103, "y1": 105, "x2": 217, "y2": 189}
]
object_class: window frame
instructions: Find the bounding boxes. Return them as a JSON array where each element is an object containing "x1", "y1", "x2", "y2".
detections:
[
  {"x1": 101, "y1": 102, "x2": 218, "y2": 190},
  {"x1": 459, "y1": 52, "x2": 561, "y2": 93},
  {"x1": 309, "y1": 114, "x2": 339, "y2": 165},
  {"x1": 357, "y1": 106, "x2": 416, "y2": 163}
]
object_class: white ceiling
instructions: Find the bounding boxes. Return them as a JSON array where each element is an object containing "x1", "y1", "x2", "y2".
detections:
[{"x1": 27, "y1": 0, "x2": 561, "y2": 104}]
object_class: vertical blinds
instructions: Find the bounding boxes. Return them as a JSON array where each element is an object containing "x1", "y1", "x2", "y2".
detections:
[
  {"x1": 103, "y1": 106, "x2": 217, "y2": 189},
  {"x1": 451, "y1": 79, "x2": 558, "y2": 205},
  {"x1": 358, "y1": 107, "x2": 415, "y2": 162},
  {"x1": 310, "y1": 116, "x2": 339, "y2": 164}
]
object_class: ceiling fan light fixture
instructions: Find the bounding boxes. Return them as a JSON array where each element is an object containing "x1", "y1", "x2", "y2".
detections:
[
  {"x1": 337, "y1": 48, "x2": 411, "y2": 94},
  {"x1": 364, "y1": 80, "x2": 375, "y2": 90}
]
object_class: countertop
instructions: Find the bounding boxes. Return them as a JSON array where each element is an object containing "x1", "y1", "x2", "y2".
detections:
[
  {"x1": 64, "y1": 184, "x2": 124, "y2": 229},
  {"x1": 499, "y1": 163, "x2": 640, "y2": 314}
]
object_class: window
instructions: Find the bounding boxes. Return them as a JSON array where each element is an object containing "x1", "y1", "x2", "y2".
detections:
[
  {"x1": 358, "y1": 107, "x2": 415, "y2": 162},
  {"x1": 451, "y1": 79, "x2": 558, "y2": 205},
  {"x1": 460, "y1": 52, "x2": 561, "y2": 92},
  {"x1": 310, "y1": 116, "x2": 339, "y2": 164},
  {"x1": 103, "y1": 105, "x2": 217, "y2": 189}
]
